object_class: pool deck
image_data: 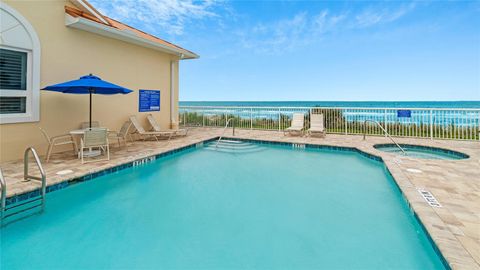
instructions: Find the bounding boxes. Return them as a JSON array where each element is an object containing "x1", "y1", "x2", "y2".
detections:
[{"x1": 1, "y1": 127, "x2": 479, "y2": 269}]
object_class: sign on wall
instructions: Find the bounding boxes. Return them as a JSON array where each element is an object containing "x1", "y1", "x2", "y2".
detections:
[
  {"x1": 139, "y1": 90, "x2": 160, "y2": 112},
  {"x1": 397, "y1": 110, "x2": 412, "y2": 118}
]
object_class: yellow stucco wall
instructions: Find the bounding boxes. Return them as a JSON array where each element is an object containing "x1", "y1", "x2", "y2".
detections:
[{"x1": 0, "y1": 0, "x2": 181, "y2": 162}]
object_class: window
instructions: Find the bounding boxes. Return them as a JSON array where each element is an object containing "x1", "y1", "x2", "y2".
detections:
[
  {"x1": 0, "y1": 49, "x2": 27, "y2": 90},
  {"x1": 0, "y1": 3, "x2": 40, "y2": 124},
  {"x1": 0, "y1": 49, "x2": 28, "y2": 115}
]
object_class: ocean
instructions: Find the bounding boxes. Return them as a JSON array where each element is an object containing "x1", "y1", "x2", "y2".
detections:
[{"x1": 180, "y1": 101, "x2": 480, "y2": 108}]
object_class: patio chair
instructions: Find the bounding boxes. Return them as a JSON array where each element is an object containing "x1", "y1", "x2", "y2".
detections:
[
  {"x1": 39, "y1": 127, "x2": 77, "y2": 162},
  {"x1": 284, "y1": 113, "x2": 305, "y2": 136},
  {"x1": 307, "y1": 114, "x2": 326, "y2": 137},
  {"x1": 80, "y1": 121, "x2": 100, "y2": 129},
  {"x1": 80, "y1": 128, "x2": 109, "y2": 164},
  {"x1": 147, "y1": 114, "x2": 188, "y2": 137},
  {"x1": 129, "y1": 116, "x2": 175, "y2": 141},
  {"x1": 109, "y1": 121, "x2": 132, "y2": 148}
]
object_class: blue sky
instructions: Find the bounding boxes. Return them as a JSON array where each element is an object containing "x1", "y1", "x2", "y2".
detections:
[{"x1": 91, "y1": 0, "x2": 480, "y2": 101}]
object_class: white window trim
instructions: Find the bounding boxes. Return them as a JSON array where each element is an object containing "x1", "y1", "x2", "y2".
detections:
[{"x1": 0, "y1": 3, "x2": 41, "y2": 124}]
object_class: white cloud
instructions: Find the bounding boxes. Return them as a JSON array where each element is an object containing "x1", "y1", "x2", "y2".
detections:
[
  {"x1": 90, "y1": 0, "x2": 222, "y2": 35},
  {"x1": 238, "y1": 12, "x2": 311, "y2": 54},
  {"x1": 354, "y1": 3, "x2": 416, "y2": 28},
  {"x1": 238, "y1": 4, "x2": 416, "y2": 55}
]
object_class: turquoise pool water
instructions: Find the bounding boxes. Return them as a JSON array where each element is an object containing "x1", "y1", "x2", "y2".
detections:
[
  {"x1": 374, "y1": 144, "x2": 468, "y2": 160},
  {"x1": 1, "y1": 141, "x2": 447, "y2": 269}
]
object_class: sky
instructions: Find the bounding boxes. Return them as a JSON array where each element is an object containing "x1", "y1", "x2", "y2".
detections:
[{"x1": 90, "y1": 0, "x2": 480, "y2": 101}]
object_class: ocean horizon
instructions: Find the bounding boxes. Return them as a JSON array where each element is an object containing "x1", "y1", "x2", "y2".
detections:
[{"x1": 180, "y1": 101, "x2": 480, "y2": 108}]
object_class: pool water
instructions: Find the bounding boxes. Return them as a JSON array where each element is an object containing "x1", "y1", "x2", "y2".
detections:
[
  {"x1": 1, "y1": 141, "x2": 447, "y2": 269},
  {"x1": 374, "y1": 144, "x2": 468, "y2": 160}
]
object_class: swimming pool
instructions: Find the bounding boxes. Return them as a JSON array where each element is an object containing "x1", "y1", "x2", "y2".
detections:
[
  {"x1": 374, "y1": 143, "x2": 469, "y2": 160},
  {"x1": 1, "y1": 140, "x2": 447, "y2": 269}
]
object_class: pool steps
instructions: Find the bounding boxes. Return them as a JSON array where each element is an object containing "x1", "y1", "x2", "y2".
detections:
[{"x1": 206, "y1": 140, "x2": 263, "y2": 154}]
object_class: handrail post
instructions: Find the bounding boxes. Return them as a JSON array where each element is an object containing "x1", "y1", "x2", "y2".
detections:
[
  {"x1": 384, "y1": 109, "x2": 388, "y2": 137},
  {"x1": 278, "y1": 108, "x2": 281, "y2": 132},
  {"x1": 430, "y1": 109, "x2": 433, "y2": 140},
  {"x1": 24, "y1": 147, "x2": 47, "y2": 211},
  {"x1": 250, "y1": 108, "x2": 253, "y2": 130},
  {"x1": 0, "y1": 169, "x2": 6, "y2": 223}
]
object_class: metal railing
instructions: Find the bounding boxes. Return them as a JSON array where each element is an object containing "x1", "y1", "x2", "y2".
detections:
[
  {"x1": 363, "y1": 120, "x2": 406, "y2": 154},
  {"x1": 24, "y1": 147, "x2": 47, "y2": 211},
  {"x1": 1, "y1": 148, "x2": 47, "y2": 227},
  {"x1": 180, "y1": 106, "x2": 480, "y2": 141},
  {"x1": 0, "y1": 169, "x2": 6, "y2": 222},
  {"x1": 216, "y1": 118, "x2": 235, "y2": 147}
]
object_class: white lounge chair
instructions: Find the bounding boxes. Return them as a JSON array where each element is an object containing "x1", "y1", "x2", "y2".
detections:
[
  {"x1": 284, "y1": 113, "x2": 305, "y2": 136},
  {"x1": 308, "y1": 114, "x2": 326, "y2": 137},
  {"x1": 129, "y1": 115, "x2": 175, "y2": 141},
  {"x1": 147, "y1": 114, "x2": 188, "y2": 137},
  {"x1": 109, "y1": 121, "x2": 132, "y2": 148},
  {"x1": 80, "y1": 128, "x2": 109, "y2": 164},
  {"x1": 39, "y1": 127, "x2": 77, "y2": 162}
]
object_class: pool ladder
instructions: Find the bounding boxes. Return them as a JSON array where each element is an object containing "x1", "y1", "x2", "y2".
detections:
[
  {"x1": 363, "y1": 120, "x2": 406, "y2": 155},
  {"x1": 0, "y1": 147, "x2": 47, "y2": 227}
]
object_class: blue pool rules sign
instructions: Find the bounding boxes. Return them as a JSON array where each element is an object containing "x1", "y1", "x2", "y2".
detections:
[
  {"x1": 139, "y1": 90, "x2": 160, "y2": 112},
  {"x1": 397, "y1": 110, "x2": 412, "y2": 118}
]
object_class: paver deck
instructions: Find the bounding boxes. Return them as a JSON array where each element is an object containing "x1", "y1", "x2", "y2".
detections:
[{"x1": 1, "y1": 128, "x2": 479, "y2": 269}]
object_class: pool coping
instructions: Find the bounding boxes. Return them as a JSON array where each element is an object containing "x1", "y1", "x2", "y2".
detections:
[
  {"x1": 3, "y1": 136, "x2": 470, "y2": 269},
  {"x1": 373, "y1": 143, "x2": 470, "y2": 159}
]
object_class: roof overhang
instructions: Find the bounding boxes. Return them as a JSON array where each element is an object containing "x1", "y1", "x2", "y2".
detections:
[
  {"x1": 65, "y1": 14, "x2": 199, "y2": 60},
  {"x1": 70, "y1": 0, "x2": 109, "y2": 25}
]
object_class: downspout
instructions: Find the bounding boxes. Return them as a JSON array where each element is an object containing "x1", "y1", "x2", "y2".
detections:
[
  {"x1": 170, "y1": 54, "x2": 183, "y2": 129},
  {"x1": 170, "y1": 60, "x2": 175, "y2": 128}
]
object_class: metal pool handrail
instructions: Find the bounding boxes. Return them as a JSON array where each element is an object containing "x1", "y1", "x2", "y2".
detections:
[
  {"x1": 24, "y1": 147, "x2": 47, "y2": 211},
  {"x1": 363, "y1": 120, "x2": 406, "y2": 155},
  {"x1": 0, "y1": 169, "x2": 6, "y2": 222},
  {"x1": 216, "y1": 118, "x2": 235, "y2": 148}
]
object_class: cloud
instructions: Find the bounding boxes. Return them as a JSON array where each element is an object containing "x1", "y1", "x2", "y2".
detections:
[
  {"x1": 237, "y1": 9, "x2": 347, "y2": 55},
  {"x1": 90, "y1": 0, "x2": 222, "y2": 35},
  {"x1": 238, "y1": 4, "x2": 415, "y2": 55},
  {"x1": 354, "y1": 3, "x2": 416, "y2": 28},
  {"x1": 237, "y1": 12, "x2": 311, "y2": 54}
]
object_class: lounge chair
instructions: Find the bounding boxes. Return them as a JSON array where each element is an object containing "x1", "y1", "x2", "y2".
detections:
[
  {"x1": 39, "y1": 127, "x2": 77, "y2": 162},
  {"x1": 147, "y1": 114, "x2": 188, "y2": 137},
  {"x1": 80, "y1": 128, "x2": 109, "y2": 164},
  {"x1": 284, "y1": 113, "x2": 305, "y2": 136},
  {"x1": 109, "y1": 121, "x2": 132, "y2": 148},
  {"x1": 307, "y1": 114, "x2": 326, "y2": 137},
  {"x1": 129, "y1": 115, "x2": 175, "y2": 141}
]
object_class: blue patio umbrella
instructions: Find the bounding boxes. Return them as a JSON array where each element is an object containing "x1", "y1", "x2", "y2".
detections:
[{"x1": 42, "y1": 74, "x2": 133, "y2": 128}]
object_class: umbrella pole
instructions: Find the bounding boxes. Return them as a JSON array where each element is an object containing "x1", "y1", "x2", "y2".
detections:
[{"x1": 89, "y1": 88, "x2": 92, "y2": 129}]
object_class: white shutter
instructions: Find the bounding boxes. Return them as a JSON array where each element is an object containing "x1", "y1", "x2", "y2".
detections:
[
  {"x1": 0, "y1": 96, "x2": 26, "y2": 114},
  {"x1": 0, "y1": 49, "x2": 27, "y2": 91}
]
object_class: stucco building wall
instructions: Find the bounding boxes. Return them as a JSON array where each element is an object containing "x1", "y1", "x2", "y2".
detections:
[{"x1": 1, "y1": 0, "x2": 182, "y2": 161}]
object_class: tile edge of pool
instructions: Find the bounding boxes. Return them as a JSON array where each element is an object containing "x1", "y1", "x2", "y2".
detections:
[{"x1": 4, "y1": 136, "x2": 453, "y2": 270}]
